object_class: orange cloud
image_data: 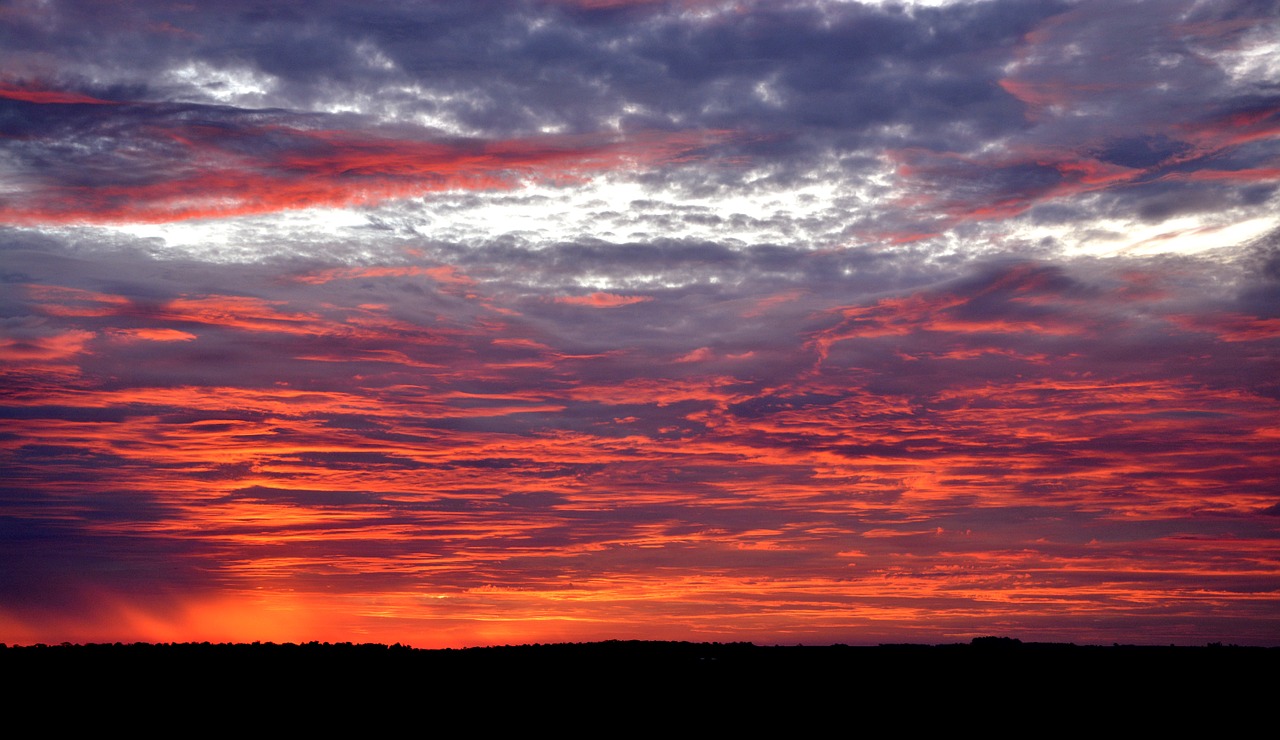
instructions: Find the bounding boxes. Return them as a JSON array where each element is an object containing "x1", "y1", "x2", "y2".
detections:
[
  {"x1": 107, "y1": 328, "x2": 198, "y2": 343},
  {"x1": 5, "y1": 255, "x2": 1279, "y2": 647},
  {"x1": 0, "y1": 329, "x2": 95, "y2": 366},
  {"x1": 675, "y1": 347, "x2": 714, "y2": 362}
]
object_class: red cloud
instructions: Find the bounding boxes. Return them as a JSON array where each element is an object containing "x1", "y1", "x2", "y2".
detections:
[
  {"x1": 554, "y1": 292, "x2": 652, "y2": 307},
  {"x1": 1168, "y1": 313, "x2": 1280, "y2": 342},
  {"x1": 997, "y1": 77, "x2": 1122, "y2": 121},
  {"x1": 1176, "y1": 104, "x2": 1280, "y2": 152},
  {"x1": 1, "y1": 122, "x2": 732, "y2": 225},
  {"x1": 809, "y1": 271, "x2": 1088, "y2": 362},
  {"x1": 0, "y1": 82, "x2": 115, "y2": 105},
  {"x1": 887, "y1": 145, "x2": 1144, "y2": 230}
]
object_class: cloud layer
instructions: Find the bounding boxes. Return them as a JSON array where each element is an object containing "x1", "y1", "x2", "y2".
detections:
[{"x1": 1, "y1": 0, "x2": 1277, "y2": 646}]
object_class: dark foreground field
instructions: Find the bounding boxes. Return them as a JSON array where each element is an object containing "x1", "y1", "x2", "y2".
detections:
[{"x1": 5, "y1": 638, "x2": 1273, "y2": 727}]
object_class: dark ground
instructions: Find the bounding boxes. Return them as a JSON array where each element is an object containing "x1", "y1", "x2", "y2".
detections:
[{"x1": 5, "y1": 638, "x2": 1272, "y2": 728}]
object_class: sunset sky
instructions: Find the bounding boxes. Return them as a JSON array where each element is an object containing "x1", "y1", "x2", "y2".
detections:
[{"x1": 2, "y1": 0, "x2": 1278, "y2": 647}]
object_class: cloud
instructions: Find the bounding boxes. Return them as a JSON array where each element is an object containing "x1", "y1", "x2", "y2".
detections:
[
  {"x1": 0, "y1": 95, "x2": 732, "y2": 224},
  {"x1": 554, "y1": 291, "x2": 652, "y2": 307},
  {"x1": 2, "y1": 0, "x2": 1278, "y2": 646},
  {"x1": 3, "y1": 0, "x2": 1274, "y2": 256},
  {"x1": 3, "y1": 236, "x2": 1278, "y2": 641},
  {"x1": 0, "y1": 82, "x2": 115, "y2": 105}
]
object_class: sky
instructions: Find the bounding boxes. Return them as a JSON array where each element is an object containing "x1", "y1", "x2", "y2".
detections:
[{"x1": 1, "y1": 0, "x2": 1277, "y2": 647}]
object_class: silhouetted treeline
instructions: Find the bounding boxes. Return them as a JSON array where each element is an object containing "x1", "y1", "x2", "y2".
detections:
[
  {"x1": 4, "y1": 638, "x2": 1274, "y2": 726},
  {"x1": 5, "y1": 636, "x2": 1275, "y2": 668}
]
